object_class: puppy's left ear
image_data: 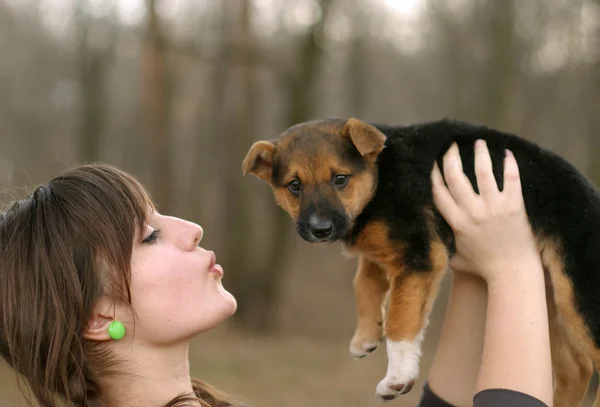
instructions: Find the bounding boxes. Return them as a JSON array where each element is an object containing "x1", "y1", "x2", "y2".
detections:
[
  {"x1": 341, "y1": 118, "x2": 386, "y2": 161},
  {"x1": 242, "y1": 140, "x2": 277, "y2": 183}
]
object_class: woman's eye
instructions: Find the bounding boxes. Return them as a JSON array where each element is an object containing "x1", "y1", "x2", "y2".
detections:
[{"x1": 142, "y1": 229, "x2": 160, "y2": 244}]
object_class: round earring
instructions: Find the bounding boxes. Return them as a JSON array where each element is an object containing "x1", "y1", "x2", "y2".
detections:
[{"x1": 108, "y1": 320, "x2": 126, "y2": 340}]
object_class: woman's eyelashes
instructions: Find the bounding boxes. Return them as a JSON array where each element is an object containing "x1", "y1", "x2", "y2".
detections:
[{"x1": 142, "y1": 229, "x2": 161, "y2": 244}]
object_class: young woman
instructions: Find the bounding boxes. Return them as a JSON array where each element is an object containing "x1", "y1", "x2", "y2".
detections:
[
  {"x1": 419, "y1": 141, "x2": 552, "y2": 407},
  {"x1": 0, "y1": 164, "x2": 242, "y2": 407}
]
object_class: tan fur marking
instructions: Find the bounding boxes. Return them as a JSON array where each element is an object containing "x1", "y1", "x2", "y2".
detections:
[
  {"x1": 320, "y1": 122, "x2": 346, "y2": 136},
  {"x1": 340, "y1": 171, "x2": 376, "y2": 220},
  {"x1": 351, "y1": 256, "x2": 390, "y2": 351},
  {"x1": 384, "y1": 240, "x2": 447, "y2": 341},
  {"x1": 548, "y1": 307, "x2": 593, "y2": 407},
  {"x1": 542, "y1": 238, "x2": 595, "y2": 355},
  {"x1": 341, "y1": 118, "x2": 386, "y2": 160},
  {"x1": 285, "y1": 156, "x2": 348, "y2": 184},
  {"x1": 273, "y1": 189, "x2": 300, "y2": 219},
  {"x1": 541, "y1": 237, "x2": 596, "y2": 407},
  {"x1": 349, "y1": 219, "x2": 448, "y2": 343},
  {"x1": 428, "y1": 237, "x2": 450, "y2": 276},
  {"x1": 241, "y1": 140, "x2": 276, "y2": 182},
  {"x1": 350, "y1": 221, "x2": 401, "y2": 269},
  {"x1": 283, "y1": 121, "x2": 344, "y2": 140}
]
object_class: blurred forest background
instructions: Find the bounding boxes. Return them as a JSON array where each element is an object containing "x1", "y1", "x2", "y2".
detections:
[{"x1": 1, "y1": 0, "x2": 600, "y2": 405}]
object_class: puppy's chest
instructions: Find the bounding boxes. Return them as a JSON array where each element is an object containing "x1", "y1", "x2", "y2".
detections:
[{"x1": 345, "y1": 220, "x2": 405, "y2": 273}]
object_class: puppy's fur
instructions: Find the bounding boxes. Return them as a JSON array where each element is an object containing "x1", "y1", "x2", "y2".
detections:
[{"x1": 242, "y1": 117, "x2": 600, "y2": 405}]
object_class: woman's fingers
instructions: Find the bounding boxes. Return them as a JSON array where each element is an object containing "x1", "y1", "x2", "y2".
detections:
[
  {"x1": 474, "y1": 140, "x2": 500, "y2": 200},
  {"x1": 502, "y1": 149, "x2": 525, "y2": 209},
  {"x1": 433, "y1": 143, "x2": 525, "y2": 231},
  {"x1": 442, "y1": 143, "x2": 479, "y2": 211},
  {"x1": 431, "y1": 162, "x2": 462, "y2": 228}
]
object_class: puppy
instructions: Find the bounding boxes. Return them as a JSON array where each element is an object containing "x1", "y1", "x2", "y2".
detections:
[{"x1": 242, "y1": 117, "x2": 600, "y2": 406}]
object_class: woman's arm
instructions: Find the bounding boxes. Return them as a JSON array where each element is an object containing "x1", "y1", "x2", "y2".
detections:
[
  {"x1": 427, "y1": 273, "x2": 487, "y2": 407},
  {"x1": 428, "y1": 141, "x2": 553, "y2": 407},
  {"x1": 476, "y1": 253, "x2": 551, "y2": 405}
]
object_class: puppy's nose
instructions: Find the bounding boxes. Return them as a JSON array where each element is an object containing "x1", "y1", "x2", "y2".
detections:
[{"x1": 308, "y1": 217, "x2": 333, "y2": 239}]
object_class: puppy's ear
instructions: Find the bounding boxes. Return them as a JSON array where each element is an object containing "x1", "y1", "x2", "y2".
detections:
[
  {"x1": 341, "y1": 118, "x2": 386, "y2": 160},
  {"x1": 242, "y1": 140, "x2": 276, "y2": 183}
]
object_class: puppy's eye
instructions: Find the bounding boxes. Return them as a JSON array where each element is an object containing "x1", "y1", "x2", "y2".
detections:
[
  {"x1": 333, "y1": 174, "x2": 350, "y2": 187},
  {"x1": 287, "y1": 179, "x2": 302, "y2": 195}
]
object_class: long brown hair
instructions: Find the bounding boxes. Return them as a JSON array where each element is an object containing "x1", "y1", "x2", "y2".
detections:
[{"x1": 0, "y1": 164, "x2": 241, "y2": 407}]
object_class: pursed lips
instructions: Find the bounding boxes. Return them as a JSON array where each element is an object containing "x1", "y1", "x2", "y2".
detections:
[{"x1": 207, "y1": 251, "x2": 224, "y2": 277}]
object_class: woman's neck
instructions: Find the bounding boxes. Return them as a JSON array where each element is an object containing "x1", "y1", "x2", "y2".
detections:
[{"x1": 99, "y1": 341, "x2": 197, "y2": 407}]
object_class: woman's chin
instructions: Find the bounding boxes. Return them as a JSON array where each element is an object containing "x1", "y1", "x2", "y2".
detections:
[{"x1": 214, "y1": 280, "x2": 236, "y2": 313}]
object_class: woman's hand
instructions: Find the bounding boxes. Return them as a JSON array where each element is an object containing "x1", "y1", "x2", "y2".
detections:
[
  {"x1": 431, "y1": 140, "x2": 539, "y2": 283},
  {"x1": 428, "y1": 140, "x2": 552, "y2": 407}
]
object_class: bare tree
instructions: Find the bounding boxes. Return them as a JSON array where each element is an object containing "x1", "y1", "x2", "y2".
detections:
[
  {"x1": 142, "y1": 0, "x2": 172, "y2": 212},
  {"x1": 217, "y1": 0, "x2": 262, "y2": 329},
  {"x1": 480, "y1": 0, "x2": 517, "y2": 130},
  {"x1": 587, "y1": 0, "x2": 600, "y2": 183},
  {"x1": 346, "y1": 1, "x2": 368, "y2": 117},
  {"x1": 75, "y1": 0, "x2": 114, "y2": 164}
]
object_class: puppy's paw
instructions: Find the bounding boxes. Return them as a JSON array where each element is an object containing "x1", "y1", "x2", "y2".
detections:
[
  {"x1": 349, "y1": 330, "x2": 382, "y2": 359},
  {"x1": 375, "y1": 339, "x2": 421, "y2": 401},
  {"x1": 350, "y1": 337, "x2": 380, "y2": 359},
  {"x1": 376, "y1": 376, "x2": 416, "y2": 401}
]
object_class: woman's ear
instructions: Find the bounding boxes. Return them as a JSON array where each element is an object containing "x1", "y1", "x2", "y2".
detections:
[{"x1": 84, "y1": 296, "x2": 117, "y2": 342}]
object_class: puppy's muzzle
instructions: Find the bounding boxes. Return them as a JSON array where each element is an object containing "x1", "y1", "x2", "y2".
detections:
[
  {"x1": 298, "y1": 212, "x2": 349, "y2": 243},
  {"x1": 308, "y1": 215, "x2": 333, "y2": 240}
]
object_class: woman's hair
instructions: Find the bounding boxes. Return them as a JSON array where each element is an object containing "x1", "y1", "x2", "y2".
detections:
[{"x1": 0, "y1": 164, "x2": 240, "y2": 407}]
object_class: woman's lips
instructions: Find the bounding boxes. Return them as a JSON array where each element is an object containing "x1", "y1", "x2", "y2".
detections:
[
  {"x1": 208, "y1": 251, "x2": 224, "y2": 277},
  {"x1": 210, "y1": 264, "x2": 224, "y2": 277}
]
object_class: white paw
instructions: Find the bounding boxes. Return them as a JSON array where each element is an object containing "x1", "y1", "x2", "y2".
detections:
[{"x1": 375, "y1": 339, "x2": 422, "y2": 401}]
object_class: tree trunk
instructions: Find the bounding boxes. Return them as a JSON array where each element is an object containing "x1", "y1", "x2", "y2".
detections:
[
  {"x1": 482, "y1": 0, "x2": 516, "y2": 130},
  {"x1": 142, "y1": 0, "x2": 171, "y2": 212},
  {"x1": 75, "y1": 0, "x2": 110, "y2": 164},
  {"x1": 346, "y1": 3, "x2": 368, "y2": 118},
  {"x1": 587, "y1": 2, "x2": 600, "y2": 183},
  {"x1": 220, "y1": 0, "x2": 262, "y2": 329}
]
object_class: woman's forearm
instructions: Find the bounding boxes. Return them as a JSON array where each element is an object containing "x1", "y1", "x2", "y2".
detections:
[
  {"x1": 476, "y1": 255, "x2": 553, "y2": 407},
  {"x1": 428, "y1": 273, "x2": 487, "y2": 407}
]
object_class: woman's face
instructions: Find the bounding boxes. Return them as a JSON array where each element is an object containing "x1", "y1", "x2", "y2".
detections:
[{"x1": 126, "y1": 212, "x2": 237, "y2": 346}]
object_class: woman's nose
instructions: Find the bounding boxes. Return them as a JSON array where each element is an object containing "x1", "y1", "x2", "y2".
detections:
[
  {"x1": 171, "y1": 216, "x2": 204, "y2": 250},
  {"x1": 191, "y1": 223, "x2": 203, "y2": 248}
]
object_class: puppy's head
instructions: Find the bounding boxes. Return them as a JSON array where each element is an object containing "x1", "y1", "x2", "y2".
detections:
[{"x1": 242, "y1": 118, "x2": 386, "y2": 243}]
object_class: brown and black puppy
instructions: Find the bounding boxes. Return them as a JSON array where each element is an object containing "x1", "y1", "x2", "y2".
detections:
[{"x1": 242, "y1": 117, "x2": 600, "y2": 406}]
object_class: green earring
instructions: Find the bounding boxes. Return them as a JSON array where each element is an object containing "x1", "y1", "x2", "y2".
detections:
[{"x1": 108, "y1": 320, "x2": 126, "y2": 340}]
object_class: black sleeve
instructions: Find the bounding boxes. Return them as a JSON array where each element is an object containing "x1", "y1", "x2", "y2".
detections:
[
  {"x1": 416, "y1": 383, "x2": 456, "y2": 407},
  {"x1": 473, "y1": 389, "x2": 549, "y2": 407},
  {"x1": 416, "y1": 382, "x2": 549, "y2": 407}
]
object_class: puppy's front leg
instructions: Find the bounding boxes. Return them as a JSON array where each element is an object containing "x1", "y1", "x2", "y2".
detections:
[
  {"x1": 375, "y1": 242, "x2": 447, "y2": 401},
  {"x1": 350, "y1": 255, "x2": 389, "y2": 358}
]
